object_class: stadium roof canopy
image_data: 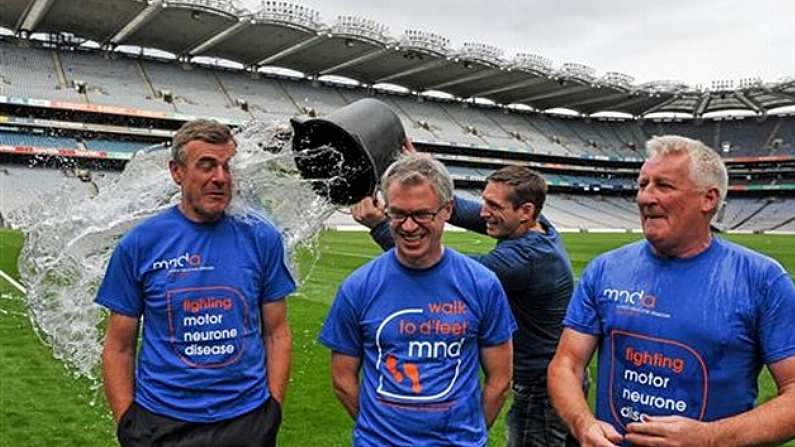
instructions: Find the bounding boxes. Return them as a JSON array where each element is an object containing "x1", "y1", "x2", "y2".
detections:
[{"x1": 3, "y1": 0, "x2": 794, "y2": 117}]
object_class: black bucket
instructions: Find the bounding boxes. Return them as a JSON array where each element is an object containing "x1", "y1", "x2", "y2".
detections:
[{"x1": 291, "y1": 98, "x2": 406, "y2": 206}]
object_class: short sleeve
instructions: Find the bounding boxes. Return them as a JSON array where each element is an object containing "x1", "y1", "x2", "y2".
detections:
[
  {"x1": 259, "y1": 227, "x2": 297, "y2": 303},
  {"x1": 478, "y1": 278, "x2": 517, "y2": 346},
  {"x1": 318, "y1": 285, "x2": 362, "y2": 356},
  {"x1": 563, "y1": 260, "x2": 603, "y2": 336},
  {"x1": 758, "y1": 271, "x2": 795, "y2": 364},
  {"x1": 95, "y1": 240, "x2": 144, "y2": 318}
]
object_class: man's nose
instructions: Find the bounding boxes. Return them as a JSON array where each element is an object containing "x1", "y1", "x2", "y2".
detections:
[
  {"x1": 399, "y1": 216, "x2": 420, "y2": 231},
  {"x1": 636, "y1": 185, "x2": 655, "y2": 206},
  {"x1": 211, "y1": 166, "x2": 230, "y2": 183},
  {"x1": 479, "y1": 205, "x2": 491, "y2": 219}
]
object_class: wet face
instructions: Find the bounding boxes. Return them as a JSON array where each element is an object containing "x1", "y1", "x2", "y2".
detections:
[
  {"x1": 636, "y1": 152, "x2": 718, "y2": 257},
  {"x1": 169, "y1": 139, "x2": 236, "y2": 223},
  {"x1": 480, "y1": 181, "x2": 534, "y2": 240},
  {"x1": 385, "y1": 181, "x2": 452, "y2": 269}
]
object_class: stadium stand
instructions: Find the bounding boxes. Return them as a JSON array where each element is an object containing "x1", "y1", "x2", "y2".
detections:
[
  {"x1": 142, "y1": 60, "x2": 249, "y2": 121},
  {"x1": 58, "y1": 49, "x2": 172, "y2": 112},
  {"x1": 280, "y1": 79, "x2": 350, "y2": 115},
  {"x1": 0, "y1": 42, "x2": 82, "y2": 102},
  {"x1": 82, "y1": 139, "x2": 150, "y2": 153},
  {"x1": 386, "y1": 96, "x2": 487, "y2": 146},
  {"x1": 218, "y1": 72, "x2": 299, "y2": 121},
  {"x1": 439, "y1": 103, "x2": 528, "y2": 151},
  {"x1": 0, "y1": 22, "x2": 792, "y2": 233},
  {"x1": 0, "y1": 130, "x2": 78, "y2": 148}
]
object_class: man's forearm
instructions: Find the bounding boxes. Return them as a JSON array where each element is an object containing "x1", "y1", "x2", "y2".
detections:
[
  {"x1": 332, "y1": 377, "x2": 360, "y2": 420},
  {"x1": 102, "y1": 350, "x2": 135, "y2": 423},
  {"x1": 548, "y1": 358, "x2": 595, "y2": 440},
  {"x1": 481, "y1": 376, "x2": 510, "y2": 428},
  {"x1": 707, "y1": 387, "x2": 795, "y2": 447},
  {"x1": 266, "y1": 328, "x2": 292, "y2": 404}
]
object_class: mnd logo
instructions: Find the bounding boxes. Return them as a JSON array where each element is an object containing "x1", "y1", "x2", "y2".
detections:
[
  {"x1": 603, "y1": 287, "x2": 670, "y2": 319},
  {"x1": 153, "y1": 252, "x2": 213, "y2": 273},
  {"x1": 603, "y1": 288, "x2": 656, "y2": 309},
  {"x1": 375, "y1": 300, "x2": 471, "y2": 403}
]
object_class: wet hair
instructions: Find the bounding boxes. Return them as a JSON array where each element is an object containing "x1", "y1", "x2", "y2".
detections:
[
  {"x1": 486, "y1": 165, "x2": 547, "y2": 219},
  {"x1": 380, "y1": 155, "x2": 453, "y2": 206},
  {"x1": 171, "y1": 119, "x2": 236, "y2": 165},
  {"x1": 646, "y1": 135, "x2": 728, "y2": 213}
]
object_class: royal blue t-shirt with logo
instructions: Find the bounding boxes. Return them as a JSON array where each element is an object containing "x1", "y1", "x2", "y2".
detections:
[
  {"x1": 319, "y1": 248, "x2": 517, "y2": 447},
  {"x1": 564, "y1": 237, "x2": 795, "y2": 435},
  {"x1": 95, "y1": 206, "x2": 296, "y2": 423}
]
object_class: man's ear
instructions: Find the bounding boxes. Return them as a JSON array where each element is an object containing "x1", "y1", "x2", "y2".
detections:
[
  {"x1": 519, "y1": 202, "x2": 535, "y2": 223},
  {"x1": 169, "y1": 160, "x2": 183, "y2": 185},
  {"x1": 702, "y1": 187, "x2": 720, "y2": 215},
  {"x1": 440, "y1": 199, "x2": 454, "y2": 222}
]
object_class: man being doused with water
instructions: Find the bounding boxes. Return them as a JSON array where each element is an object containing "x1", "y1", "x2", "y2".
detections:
[
  {"x1": 547, "y1": 135, "x2": 795, "y2": 447},
  {"x1": 319, "y1": 155, "x2": 517, "y2": 446},
  {"x1": 96, "y1": 119, "x2": 295, "y2": 446}
]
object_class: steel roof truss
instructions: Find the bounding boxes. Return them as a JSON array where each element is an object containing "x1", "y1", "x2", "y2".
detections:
[
  {"x1": 188, "y1": 20, "x2": 249, "y2": 56},
  {"x1": 374, "y1": 59, "x2": 450, "y2": 84},
  {"x1": 734, "y1": 92, "x2": 765, "y2": 115},
  {"x1": 641, "y1": 96, "x2": 682, "y2": 115},
  {"x1": 515, "y1": 84, "x2": 592, "y2": 104},
  {"x1": 695, "y1": 94, "x2": 712, "y2": 117},
  {"x1": 256, "y1": 34, "x2": 323, "y2": 66},
  {"x1": 561, "y1": 91, "x2": 630, "y2": 109},
  {"x1": 18, "y1": 0, "x2": 54, "y2": 32},
  {"x1": 471, "y1": 77, "x2": 549, "y2": 98},
  {"x1": 108, "y1": 0, "x2": 163, "y2": 45},
  {"x1": 319, "y1": 47, "x2": 390, "y2": 75},
  {"x1": 426, "y1": 68, "x2": 495, "y2": 90}
]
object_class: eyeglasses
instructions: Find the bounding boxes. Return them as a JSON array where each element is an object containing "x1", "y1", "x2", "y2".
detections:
[{"x1": 385, "y1": 205, "x2": 447, "y2": 225}]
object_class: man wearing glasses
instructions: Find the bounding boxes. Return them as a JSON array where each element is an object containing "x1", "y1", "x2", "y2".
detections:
[
  {"x1": 352, "y1": 160, "x2": 577, "y2": 446},
  {"x1": 319, "y1": 155, "x2": 516, "y2": 446}
]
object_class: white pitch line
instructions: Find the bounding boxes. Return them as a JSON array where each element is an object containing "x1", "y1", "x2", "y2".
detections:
[{"x1": 0, "y1": 269, "x2": 26, "y2": 295}]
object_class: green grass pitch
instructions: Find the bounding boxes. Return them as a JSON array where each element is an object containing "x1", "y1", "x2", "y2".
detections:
[{"x1": 1, "y1": 228, "x2": 793, "y2": 446}]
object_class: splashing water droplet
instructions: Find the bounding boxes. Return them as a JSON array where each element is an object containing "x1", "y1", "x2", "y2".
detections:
[{"x1": 7, "y1": 120, "x2": 361, "y2": 385}]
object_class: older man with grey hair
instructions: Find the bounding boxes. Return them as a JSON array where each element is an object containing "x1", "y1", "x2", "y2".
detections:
[
  {"x1": 548, "y1": 135, "x2": 795, "y2": 447},
  {"x1": 319, "y1": 154, "x2": 517, "y2": 446}
]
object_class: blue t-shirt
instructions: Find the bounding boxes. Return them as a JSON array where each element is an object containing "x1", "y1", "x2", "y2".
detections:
[
  {"x1": 370, "y1": 196, "x2": 574, "y2": 383},
  {"x1": 564, "y1": 237, "x2": 795, "y2": 435},
  {"x1": 319, "y1": 248, "x2": 517, "y2": 447},
  {"x1": 95, "y1": 206, "x2": 296, "y2": 423}
]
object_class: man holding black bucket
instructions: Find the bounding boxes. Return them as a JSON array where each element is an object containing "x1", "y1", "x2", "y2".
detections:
[
  {"x1": 319, "y1": 154, "x2": 517, "y2": 446},
  {"x1": 351, "y1": 144, "x2": 579, "y2": 447},
  {"x1": 96, "y1": 119, "x2": 295, "y2": 446}
]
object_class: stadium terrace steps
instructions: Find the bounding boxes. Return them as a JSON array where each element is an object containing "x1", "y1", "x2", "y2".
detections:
[
  {"x1": 218, "y1": 72, "x2": 298, "y2": 118},
  {"x1": 0, "y1": 131, "x2": 79, "y2": 149},
  {"x1": 58, "y1": 50, "x2": 172, "y2": 112},
  {"x1": 279, "y1": 80, "x2": 349, "y2": 115},
  {"x1": 734, "y1": 199, "x2": 795, "y2": 231},
  {"x1": 0, "y1": 43, "x2": 82, "y2": 102},
  {"x1": 142, "y1": 61, "x2": 249, "y2": 120},
  {"x1": 386, "y1": 97, "x2": 485, "y2": 147},
  {"x1": 543, "y1": 195, "x2": 616, "y2": 229},
  {"x1": 439, "y1": 103, "x2": 527, "y2": 150},
  {"x1": 1, "y1": 42, "x2": 793, "y2": 160},
  {"x1": 730, "y1": 199, "x2": 772, "y2": 230}
]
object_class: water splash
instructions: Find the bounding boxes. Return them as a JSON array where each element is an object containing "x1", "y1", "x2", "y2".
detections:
[{"x1": 7, "y1": 120, "x2": 356, "y2": 384}]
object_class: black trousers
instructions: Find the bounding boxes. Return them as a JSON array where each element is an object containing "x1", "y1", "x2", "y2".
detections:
[{"x1": 117, "y1": 398, "x2": 282, "y2": 447}]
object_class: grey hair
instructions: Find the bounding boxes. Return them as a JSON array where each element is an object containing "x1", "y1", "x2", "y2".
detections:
[
  {"x1": 171, "y1": 119, "x2": 236, "y2": 165},
  {"x1": 646, "y1": 135, "x2": 728, "y2": 211},
  {"x1": 380, "y1": 154, "x2": 454, "y2": 206}
]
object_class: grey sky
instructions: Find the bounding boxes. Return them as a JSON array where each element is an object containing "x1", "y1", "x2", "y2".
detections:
[{"x1": 240, "y1": 0, "x2": 794, "y2": 86}]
